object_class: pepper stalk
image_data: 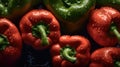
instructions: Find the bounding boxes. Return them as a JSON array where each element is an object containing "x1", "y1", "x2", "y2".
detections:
[
  {"x1": 110, "y1": 22, "x2": 120, "y2": 42},
  {"x1": 32, "y1": 22, "x2": 50, "y2": 46},
  {"x1": 114, "y1": 61, "x2": 120, "y2": 67},
  {"x1": 60, "y1": 45, "x2": 77, "y2": 63},
  {"x1": 0, "y1": 34, "x2": 9, "y2": 50}
]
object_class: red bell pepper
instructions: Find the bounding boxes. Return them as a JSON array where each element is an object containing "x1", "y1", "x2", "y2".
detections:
[
  {"x1": 90, "y1": 47, "x2": 120, "y2": 67},
  {"x1": 87, "y1": 7, "x2": 120, "y2": 47},
  {"x1": 51, "y1": 35, "x2": 91, "y2": 67},
  {"x1": 20, "y1": 9, "x2": 61, "y2": 50},
  {"x1": 0, "y1": 18, "x2": 22, "y2": 67}
]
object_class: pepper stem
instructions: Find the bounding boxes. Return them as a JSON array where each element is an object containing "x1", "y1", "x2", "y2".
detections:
[
  {"x1": 110, "y1": 22, "x2": 120, "y2": 41},
  {"x1": 37, "y1": 25, "x2": 49, "y2": 46},
  {"x1": 32, "y1": 23, "x2": 49, "y2": 46},
  {"x1": 0, "y1": 34, "x2": 9, "y2": 50},
  {"x1": 114, "y1": 61, "x2": 120, "y2": 67},
  {"x1": 60, "y1": 45, "x2": 76, "y2": 63}
]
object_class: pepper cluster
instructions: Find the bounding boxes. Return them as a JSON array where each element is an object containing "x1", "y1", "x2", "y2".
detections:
[{"x1": 0, "y1": 0, "x2": 120, "y2": 67}]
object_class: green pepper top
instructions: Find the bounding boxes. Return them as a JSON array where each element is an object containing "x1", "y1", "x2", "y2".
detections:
[
  {"x1": 44, "y1": 0, "x2": 95, "y2": 23},
  {"x1": 96, "y1": 0, "x2": 120, "y2": 10}
]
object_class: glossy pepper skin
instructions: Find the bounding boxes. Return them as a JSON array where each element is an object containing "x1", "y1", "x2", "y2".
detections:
[
  {"x1": 90, "y1": 47, "x2": 120, "y2": 67},
  {"x1": 43, "y1": 0, "x2": 95, "y2": 33},
  {"x1": 96, "y1": 0, "x2": 120, "y2": 10},
  {"x1": 87, "y1": 7, "x2": 120, "y2": 47},
  {"x1": 0, "y1": 18, "x2": 22, "y2": 67},
  {"x1": 20, "y1": 9, "x2": 61, "y2": 50},
  {"x1": 0, "y1": 0, "x2": 40, "y2": 19},
  {"x1": 51, "y1": 35, "x2": 91, "y2": 67}
]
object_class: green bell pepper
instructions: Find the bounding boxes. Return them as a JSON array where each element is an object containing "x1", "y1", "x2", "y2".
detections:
[
  {"x1": 44, "y1": 0, "x2": 95, "y2": 33},
  {"x1": 0, "y1": 0, "x2": 41, "y2": 19},
  {"x1": 96, "y1": 0, "x2": 120, "y2": 10}
]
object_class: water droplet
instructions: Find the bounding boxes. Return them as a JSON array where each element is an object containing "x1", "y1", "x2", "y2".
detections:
[
  {"x1": 97, "y1": 27, "x2": 101, "y2": 33},
  {"x1": 91, "y1": 23, "x2": 97, "y2": 28},
  {"x1": 92, "y1": 24, "x2": 95, "y2": 27},
  {"x1": 53, "y1": 25, "x2": 56, "y2": 28}
]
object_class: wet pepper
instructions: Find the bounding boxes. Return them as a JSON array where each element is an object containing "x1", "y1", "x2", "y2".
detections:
[
  {"x1": 0, "y1": 0, "x2": 39, "y2": 19},
  {"x1": 0, "y1": 18, "x2": 22, "y2": 67},
  {"x1": 43, "y1": 0, "x2": 95, "y2": 33},
  {"x1": 20, "y1": 9, "x2": 61, "y2": 50},
  {"x1": 90, "y1": 47, "x2": 120, "y2": 67},
  {"x1": 51, "y1": 35, "x2": 91, "y2": 67},
  {"x1": 87, "y1": 7, "x2": 120, "y2": 47}
]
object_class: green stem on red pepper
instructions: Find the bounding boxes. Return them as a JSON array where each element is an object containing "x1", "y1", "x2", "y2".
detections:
[
  {"x1": 60, "y1": 45, "x2": 76, "y2": 63},
  {"x1": 0, "y1": 34, "x2": 9, "y2": 50},
  {"x1": 32, "y1": 22, "x2": 50, "y2": 46},
  {"x1": 110, "y1": 22, "x2": 120, "y2": 41},
  {"x1": 114, "y1": 61, "x2": 120, "y2": 67}
]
